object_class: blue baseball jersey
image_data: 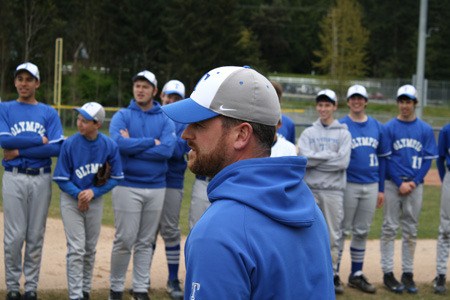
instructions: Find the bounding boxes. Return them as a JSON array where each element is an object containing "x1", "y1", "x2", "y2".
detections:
[
  {"x1": 340, "y1": 115, "x2": 390, "y2": 183},
  {"x1": 166, "y1": 122, "x2": 189, "y2": 189},
  {"x1": 437, "y1": 123, "x2": 450, "y2": 181},
  {"x1": 384, "y1": 117, "x2": 438, "y2": 184},
  {"x1": 278, "y1": 114, "x2": 296, "y2": 144},
  {"x1": 0, "y1": 100, "x2": 64, "y2": 168},
  {"x1": 53, "y1": 132, "x2": 124, "y2": 191}
]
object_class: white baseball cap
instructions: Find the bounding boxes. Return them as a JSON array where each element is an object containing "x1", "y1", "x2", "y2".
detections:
[
  {"x1": 316, "y1": 89, "x2": 337, "y2": 104},
  {"x1": 15, "y1": 62, "x2": 40, "y2": 81},
  {"x1": 162, "y1": 80, "x2": 185, "y2": 98},
  {"x1": 161, "y1": 66, "x2": 281, "y2": 126},
  {"x1": 347, "y1": 84, "x2": 368, "y2": 100},
  {"x1": 132, "y1": 70, "x2": 157, "y2": 87},
  {"x1": 74, "y1": 102, "x2": 105, "y2": 124},
  {"x1": 397, "y1": 84, "x2": 417, "y2": 100}
]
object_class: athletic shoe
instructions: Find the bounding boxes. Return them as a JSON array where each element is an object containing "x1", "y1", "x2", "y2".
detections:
[
  {"x1": 383, "y1": 272, "x2": 404, "y2": 293},
  {"x1": 83, "y1": 291, "x2": 90, "y2": 299},
  {"x1": 348, "y1": 273, "x2": 376, "y2": 294},
  {"x1": 334, "y1": 275, "x2": 344, "y2": 294},
  {"x1": 23, "y1": 291, "x2": 37, "y2": 300},
  {"x1": 6, "y1": 291, "x2": 21, "y2": 300},
  {"x1": 433, "y1": 274, "x2": 447, "y2": 294},
  {"x1": 109, "y1": 290, "x2": 123, "y2": 300},
  {"x1": 167, "y1": 279, "x2": 184, "y2": 300},
  {"x1": 131, "y1": 292, "x2": 150, "y2": 300},
  {"x1": 401, "y1": 272, "x2": 418, "y2": 294}
]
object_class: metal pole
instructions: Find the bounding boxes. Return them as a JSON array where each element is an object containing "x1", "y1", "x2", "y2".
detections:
[
  {"x1": 54, "y1": 38, "x2": 63, "y2": 115},
  {"x1": 415, "y1": 0, "x2": 427, "y2": 119}
]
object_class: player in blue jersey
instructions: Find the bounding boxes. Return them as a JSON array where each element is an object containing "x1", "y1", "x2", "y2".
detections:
[
  {"x1": 381, "y1": 84, "x2": 438, "y2": 294},
  {"x1": 337, "y1": 85, "x2": 390, "y2": 294},
  {"x1": 271, "y1": 81, "x2": 296, "y2": 143},
  {"x1": 0, "y1": 62, "x2": 64, "y2": 300},
  {"x1": 53, "y1": 102, "x2": 124, "y2": 300},
  {"x1": 433, "y1": 123, "x2": 450, "y2": 294},
  {"x1": 158, "y1": 80, "x2": 189, "y2": 300},
  {"x1": 162, "y1": 66, "x2": 334, "y2": 300},
  {"x1": 108, "y1": 70, "x2": 176, "y2": 300}
]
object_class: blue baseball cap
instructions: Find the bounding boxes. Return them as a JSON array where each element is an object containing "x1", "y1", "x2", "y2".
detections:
[
  {"x1": 161, "y1": 66, "x2": 281, "y2": 126},
  {"x1": 74, "y1": 102, "x2": 105, "y2": 123}
]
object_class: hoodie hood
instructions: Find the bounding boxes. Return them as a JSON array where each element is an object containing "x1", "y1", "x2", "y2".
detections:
[
  {"x1": 207, "y1": 156, "x2": 316, "y2": 228},
  {"x1": 128, "y1": 99, "x2": 162, "y2": 114},
  {"x1": 312, "y1": 118, "x2": 347, "y2": 130}
]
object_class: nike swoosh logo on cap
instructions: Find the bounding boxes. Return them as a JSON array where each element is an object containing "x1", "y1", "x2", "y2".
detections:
[{"x1": 219, "y1": 105, "x2": 237, "y2": 111}]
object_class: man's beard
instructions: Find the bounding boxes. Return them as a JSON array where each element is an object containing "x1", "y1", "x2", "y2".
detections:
[{"x1": 188, "y1": 133, "x2": 229, "y2": 178}]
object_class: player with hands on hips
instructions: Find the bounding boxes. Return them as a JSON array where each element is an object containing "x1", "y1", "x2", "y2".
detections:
[
  {"x1": 53, "y1": 102, "x2": 124, "y2": 300},
  {"x1": 336, "y1": 85, "x2": 390, "y2": 294},
  {"x1": 297, "y1": 88, "x2": 352, "y2": 295},
  {"x1": 0, "y1": 62, "x2": 64, "y2": 300},
  {"x1": 433, "y1": 122, "x2": 450, "y2": 294},
  {"x1": 108, "y1": 70, "x2": 176, "y2": 300},
  {"x1": 158, "y1": 79, "x2": 189, "y2": 300},
  {"x1": 381, "y1": 84, "x2": 438, "y2": 294}
]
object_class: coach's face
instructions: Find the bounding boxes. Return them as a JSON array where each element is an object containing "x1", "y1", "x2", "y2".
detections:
[
  {"x1": 133, "y1": 79, "x2": 157, "y2": 108},
  {"x1": 15, "y1": 71, "x2": 40, "y2": 102},
  {"x1": 182, "y1": 116, "x2": 232, "y2": 178}
]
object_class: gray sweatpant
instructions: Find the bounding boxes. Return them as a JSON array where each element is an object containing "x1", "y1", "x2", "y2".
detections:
[
  {"x1": 60, "y1": 192, "x2": 103, "y2": 299},
  {"x1": 436, "y1": 172, "x2": 450, "y2": 275},
  {"x1": 188, "y1": 178, "x2": 210, "y2": 230},
  {"x1": 311, "y1": 188, "x2": 344, "y2": 273},
  {"x1": 380, "y1": 180, "x2": 423, "y2": 274},
  {"x1": 110, "y1": 186, "x2": 165, "y2": 293},
  {"x1": 3, "y1": 171, "x2": 51, "y2": 292}
]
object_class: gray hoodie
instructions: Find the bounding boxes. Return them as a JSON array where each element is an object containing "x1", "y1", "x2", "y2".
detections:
[{"x1": 298, "y1": 118, "x2": 351, "y2": 191}]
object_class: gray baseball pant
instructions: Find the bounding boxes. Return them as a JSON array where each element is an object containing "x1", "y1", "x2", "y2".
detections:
[
  {"x1": 60, "y1": 192, "x2": 103, "y2": 299},
  {"x1": 110, "y1": 186, "x2": 165, "y2": 293},
  {"x1": 3, "y1": 171, "x2": 51, "y2": 292},
  {"x1": 436, "y1": 172, "x2": 450, "y2": 275},
  {"x1": 188, "y1": 178, "x2": 210, "y2": 230},
  {"x1": 338, "y1": 182, "x2": 378, "y2": 269},
  {"x1": 311, "y1": 188, "x2": 344, "y2": 273},
  {"x1": 159, "y1": 188, "x2": 183, "y2": 247},
  {"x1": 380, "y1": 180, "x2": 423, "y2": 274}
]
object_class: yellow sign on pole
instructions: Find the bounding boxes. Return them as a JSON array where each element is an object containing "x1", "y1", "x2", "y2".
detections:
[{"x1": 54, "y1": 38, "x2": 63, "y2": 115}]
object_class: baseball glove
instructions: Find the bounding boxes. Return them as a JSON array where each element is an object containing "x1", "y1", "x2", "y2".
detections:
[{"x1": 94, "y1": 161, "x2": 111, "y2": 187}]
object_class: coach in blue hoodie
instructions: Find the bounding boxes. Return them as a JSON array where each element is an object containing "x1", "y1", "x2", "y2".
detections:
[{"x1": 162, "y1": 66, "x2": 334, "y2": 300}]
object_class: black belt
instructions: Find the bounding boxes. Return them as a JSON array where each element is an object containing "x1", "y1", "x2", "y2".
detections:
[
  {"x1": 400, "y1": 176, "x2": 413, "y2": 182},
  {"x1": 196, "y1": 175, "x2": 211, "y2": 182},
  {"x1": 5, "y1": 166, "x2": 51, "y2": 176}
]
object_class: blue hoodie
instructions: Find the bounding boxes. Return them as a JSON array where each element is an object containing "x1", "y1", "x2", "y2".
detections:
[
  {"x1": 109, "y1": 100, "x2": 176, "y2": 188},
  {"x1": 184, "y1": 156, "x2": 335, "y2": 300}
]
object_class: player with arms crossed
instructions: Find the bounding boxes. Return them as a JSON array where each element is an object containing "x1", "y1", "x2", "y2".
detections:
[
  {"x1": 162, "y1": 66, "x2": 334, "y2": 299},
  {"x1": 108, "y1": 70, "x2": 176, "y2": 300},
  {"x1": 297, "y1": 89, "x2": 351, "y2": 294},
  {"x1": 381, "y1": 84, "x2": 437, "y2": 294},
  {"x1": 433, "y1": 121, "x2": 450, "y2": 294},
  {"x1": 53, "y1": 102, "x2": 124, "y2": 300},
  {"x1": 337, "y1": 85, "x2": 390, "y2": 294},
  {"x1": 0, "y1": 62, "x2": 64, "y2": 300}
]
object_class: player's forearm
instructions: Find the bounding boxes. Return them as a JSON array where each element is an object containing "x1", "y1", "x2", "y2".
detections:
[
  {"x1": 0, "y1": 134, "x2": 43, "y2": 149},
  {"x1": 55, "y1": 180, "x2": 82, "y2": 199},
  {"x1": 19, "y1": 142, "x2": 61, "y2": 158},
  {"x1": 91, "y1": 178, "x2": 119, "y2": 198},
  {"x1": 437, "y1": 157, "x2": 446, "y2": 182}
]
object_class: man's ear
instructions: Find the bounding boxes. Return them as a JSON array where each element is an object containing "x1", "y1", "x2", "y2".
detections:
[{"x1": 233, "y1": 122, "x2": 252, "y2": 150}]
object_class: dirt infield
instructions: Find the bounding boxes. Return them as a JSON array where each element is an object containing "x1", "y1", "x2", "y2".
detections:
[{"x1": 0, "y1": 169, "x2": 445, "y2": 291}]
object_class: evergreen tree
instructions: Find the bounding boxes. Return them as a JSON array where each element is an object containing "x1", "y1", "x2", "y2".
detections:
[{"x1": 314, "y1": 0, "x2": 369, "y2": 83}]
